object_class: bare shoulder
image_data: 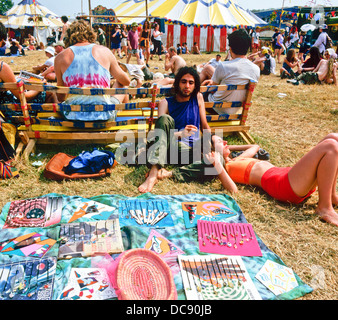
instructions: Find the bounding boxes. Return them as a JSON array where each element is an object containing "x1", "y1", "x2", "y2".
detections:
[
  {"x1": 158, "y1": 98, "x2": 169, "y2": 115},
  {"x1": 197, "y1": 92, "x2": 204, "y2": 103}
]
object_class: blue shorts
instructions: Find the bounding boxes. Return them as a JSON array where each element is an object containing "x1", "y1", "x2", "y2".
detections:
[{"x1": 111, "y1": 42, "x2": 121, "y2": 49}]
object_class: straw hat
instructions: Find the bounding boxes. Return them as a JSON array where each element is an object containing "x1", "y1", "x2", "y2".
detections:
[{"x1": 115, "y1": 248, "x2": 177, "y2": 300}]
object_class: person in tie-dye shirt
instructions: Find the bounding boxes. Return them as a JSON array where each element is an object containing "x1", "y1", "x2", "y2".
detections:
[{"x1": 54, "y1": 20, "x2": 130, "y2": 121}]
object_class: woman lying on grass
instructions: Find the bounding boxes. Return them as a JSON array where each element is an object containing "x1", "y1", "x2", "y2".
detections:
[{"x1": 155, "y1": 133, "x2": 338, "y2": 227}]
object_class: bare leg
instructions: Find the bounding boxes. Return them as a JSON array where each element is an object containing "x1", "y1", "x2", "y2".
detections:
[
  {"x1": 112, "y1": 80, "x2": 128, "y2": 103},
  {"x1": 126, "y1": 52, "x2": 131, "y2": 64},
  {"x1": 199, "y1": 65, "x2": 215, "y2": 83},
  {"x1": 320, "y1": 133, "x2": 338, "y2": 205},
  {"x1": 288, "y1": 137, "x2": 338, "y2": 226},
  {"x1": 138, "y1": 165, "x2": 159, "y2": 193},
  {"x1": 332, "y1": 167, "x2": 338, "y2": 206}
]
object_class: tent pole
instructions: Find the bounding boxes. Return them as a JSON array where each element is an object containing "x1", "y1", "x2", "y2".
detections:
[
  {"x1": 146, "y1": 0, "x2": 149, "y2": 21},
  {"x1": 32, "y1": 2, "x2": 40, "y2": 45},
  {"x1": 88, "y1": 0, "x2": 92, "y2": 27},
  {"x1": 279, "y1": 0, "x2": 285, "y2": 29}
]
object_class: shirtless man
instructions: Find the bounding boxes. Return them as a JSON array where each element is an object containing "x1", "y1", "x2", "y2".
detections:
[
  {"x1": 164, "y1": 46, "x2": 186, "y2": 78},
  {"x1": 198, "y1": 54, "x2": 222, "y2": 83}
]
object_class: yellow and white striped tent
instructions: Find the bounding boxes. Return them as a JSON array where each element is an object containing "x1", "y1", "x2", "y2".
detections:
[
  {"x1": 110, "y1": 0, "x2": 266, "y2": 52},
  {"x1": 113, "y1": 0, "x2": 265, "y2": 27},
  {"x1": 0, "y1": 0, "x2": 63, "y2": 29}
]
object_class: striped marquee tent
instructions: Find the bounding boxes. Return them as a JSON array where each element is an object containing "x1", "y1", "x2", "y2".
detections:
[
  {"x1": 0, "y1": 0, "x2": 63, "y2": 29},
  {"x1": 112, "y1": 0, "x2": 266, "y2": 52}
]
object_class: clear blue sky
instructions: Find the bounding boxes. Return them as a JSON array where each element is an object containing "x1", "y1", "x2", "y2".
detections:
[{"x1": 11, "y1": 0, "x2": 338, "y2": 18}]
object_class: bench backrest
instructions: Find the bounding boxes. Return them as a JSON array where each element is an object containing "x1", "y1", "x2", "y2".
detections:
[
  {"x1": 0, "y1": 80, "x2": 256, "y2": 144},
  {"x1": 0, "y1": 81, "x2": 159, "y2": 135}
]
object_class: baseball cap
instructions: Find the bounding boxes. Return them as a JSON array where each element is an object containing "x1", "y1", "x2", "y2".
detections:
[
  {"x1": 45, "y1": 46, "x2": 55, "y2": 56},
  {"x1": 131, "y1": 22, "x2": 138, "y2": 27},
  {"x1": 319, "y1": 24, "x2": 328, "y2": 29},
  {"x1": 53, "y1": 40, "x2": 65, "y2": 47}
]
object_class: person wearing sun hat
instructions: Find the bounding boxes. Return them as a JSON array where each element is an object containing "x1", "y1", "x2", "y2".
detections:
[
  {"x1": 248, "y1": 47, "x2": 276, "y2": 75},
  {"x1": 32, "y1": 46, "x2": 56, "y2": 75},
  {"x1": 312, "y1": 24, "x2": 329, "y2": 55},
  {"x1": 53, "y1": 40, "x2": 65, "y2": 54},
  {"x1": 40, "y1": 41, "x2": 65, "y2": 81}
]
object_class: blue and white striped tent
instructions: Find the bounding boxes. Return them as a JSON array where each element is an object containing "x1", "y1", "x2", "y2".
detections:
[{"x1": 0, "y1": 0, "x2": 63, "y2": 29}]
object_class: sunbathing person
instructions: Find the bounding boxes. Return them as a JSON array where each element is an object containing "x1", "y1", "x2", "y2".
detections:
[
  {"x1": 154, "y1": 133, "x2": 338, "y2": 227},
  {"x1": 164, "y1": 46, "x2": 187, "y2": 78},
  {"x1": 0, "y1": 22, "x2": 56, "y2": 103},
  {"x1": 289, "y1": 49, "x2": 337, "y2": 85},
  {"x1": 198, "y1": 54, "x2": 222, "y2": 83},
  {"x1": 32, "y1": 46, "x2": 56, "y2": 75}
]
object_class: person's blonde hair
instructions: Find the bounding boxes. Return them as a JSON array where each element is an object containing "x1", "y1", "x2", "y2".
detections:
[
  {"x1": 325, "y1": 58, "x2": 334, "y2": 82},
  {"x1": 168, "y1": 46, "x2": 177, "y2": 53},
  {"x1": 63, "y1": 20, "x2": 97, "y2": 47}
]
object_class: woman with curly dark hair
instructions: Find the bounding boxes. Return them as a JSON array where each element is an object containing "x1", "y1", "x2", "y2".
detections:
[{"x1": 54, "y1": 20, "x2": 130, "y2": 121}]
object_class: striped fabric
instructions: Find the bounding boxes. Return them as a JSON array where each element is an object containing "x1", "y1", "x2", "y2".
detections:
[
  {"x1": 0, "y1": 0, "x2": 63, "y2": 28},
  {"x1": 112, "y1": 0, "x2": 266, "y2": 27}
]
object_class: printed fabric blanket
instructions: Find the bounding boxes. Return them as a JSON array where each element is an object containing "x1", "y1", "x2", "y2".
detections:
[{"x1": 0, "y1": 193, "x2": 313, "y2": 300}]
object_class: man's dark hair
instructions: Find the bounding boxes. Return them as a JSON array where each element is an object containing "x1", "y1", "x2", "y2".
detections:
[
  {"x1": 61, "y1": 16, "x2": 68, "y2": 23},
  {"x1": 173, "y1": 66, "x2": 201, "y2": 97},
  {"x1": 228, "y1": 29, "x2": 251, "y2": 56},
  {"x1": 0, "y1": 22, "x2": 6, "y2": 41}
]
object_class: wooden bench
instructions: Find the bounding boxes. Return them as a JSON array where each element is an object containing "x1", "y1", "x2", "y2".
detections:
[
  {"x1": 158, "y1": 80, "x2": 257, "y2": 144},
  {"x1": 0, "y1": 79, "x2": 256, "y2": 161},
  {"x1": 0, "y1": 81, "x2": 159, "y2": 161}
]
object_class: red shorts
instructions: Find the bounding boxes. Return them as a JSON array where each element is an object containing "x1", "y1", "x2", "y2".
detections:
[{"x1": 261, "y1": 167, "x2": 316, "y2": 204}]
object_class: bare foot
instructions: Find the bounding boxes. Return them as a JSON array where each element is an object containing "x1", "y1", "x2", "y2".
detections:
[
  {"x1": 138, "y1": 166, "x2": 158, "y2": 193},
  {"x1": 157, "y1": 168, "x2": 173, "y2": 180},
  {"x1": 332, "y1": 194, "x2": 338, "y2": 206},
  {"x1": 315, "y1": 208, "x2": 338, "y2": 227}
]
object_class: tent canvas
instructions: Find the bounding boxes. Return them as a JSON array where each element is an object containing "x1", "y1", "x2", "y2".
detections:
[
  {"x1": 112, "y1": 0, "x2": 267, "y2": 27},
  {"x1": 0, "y1": 0, "x2": 63, "y2": 29}
]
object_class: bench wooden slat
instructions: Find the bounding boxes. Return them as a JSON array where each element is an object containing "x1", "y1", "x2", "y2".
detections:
[{"x1": 0, "y1": 80, "x2": 256, "y2": 159}]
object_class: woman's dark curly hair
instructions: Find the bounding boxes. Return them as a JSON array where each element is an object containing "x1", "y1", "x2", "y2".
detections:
[
  {"x1": 173, "y1": 66, "x2": 201, "y2": 97},
  {"x1": 63, "y1": 20, "x2": 97, "y2": 48}
]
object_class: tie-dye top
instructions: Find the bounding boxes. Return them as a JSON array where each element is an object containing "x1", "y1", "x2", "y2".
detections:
[
  {"x1": 63, "y1": 43, "x2": 110, "y2": 88},
  {"x1": 61, "y1": 44, "x2": 118, "y2": 121}
]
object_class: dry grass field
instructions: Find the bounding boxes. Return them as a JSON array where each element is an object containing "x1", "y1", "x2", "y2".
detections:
[{"x1": 0, "y1": 48, "x2": 337, "y2": 300}]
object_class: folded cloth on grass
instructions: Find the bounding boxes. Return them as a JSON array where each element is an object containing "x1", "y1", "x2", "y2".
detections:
[
  {"x1": 64, "y1": 149, "x2": 115, "y2": 175},
  {"x1": 44, "y1": 151, "x2": 117, "y2": 181}
]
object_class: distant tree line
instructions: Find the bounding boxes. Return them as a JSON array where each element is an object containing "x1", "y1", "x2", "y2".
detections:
[{"x1": 0, "y1": 0, "x2": 14, "y2": 16}]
